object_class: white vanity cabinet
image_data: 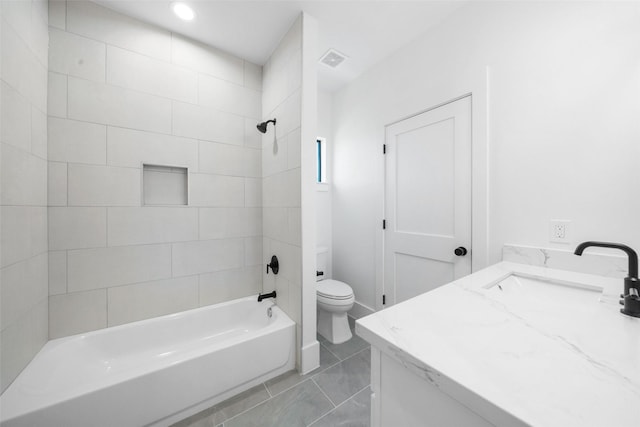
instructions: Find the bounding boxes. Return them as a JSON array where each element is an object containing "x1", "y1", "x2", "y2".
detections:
[
  {"x1": 370, "y1": 349, "x2": 498, "y2": 427},
  {"x1": 356, "y1": 262, "x2": 640, "y2": 427}
]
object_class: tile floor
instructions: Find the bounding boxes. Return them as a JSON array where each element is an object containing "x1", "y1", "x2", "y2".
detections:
[{"x1": 172, "y1": 318, "x2": 371, "y2": 427}]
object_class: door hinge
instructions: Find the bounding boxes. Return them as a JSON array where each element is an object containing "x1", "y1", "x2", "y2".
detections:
[
  {"x1": 382, "y1": 219, "x2": 386, "y2": 229},
  {"x1": 383, "y1": 144, "x2": 386, "y2": 154},
  {"x1": 382, "y1": 294, "x2": 386, "y2": 305}
]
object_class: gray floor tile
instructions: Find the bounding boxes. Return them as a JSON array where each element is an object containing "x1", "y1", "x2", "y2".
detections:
[
  {"x1": 225, "y1": 379, "x2": 334, "y2": 427},
  {"x1": 266, "y1": 344, "x2": 340, "y2": 396},
  {"x1": 318, "y1": 323, "x2": 370, "y2": 361},
  {"x1": 170, "y1": 384, "x2": 270, "y2": 427},
  {"x1": 309, "y1": 386, "x2": 371, "y2": 427},
  {"x1": 313, "y1": 348, "x2": 371, "y2": 406}
]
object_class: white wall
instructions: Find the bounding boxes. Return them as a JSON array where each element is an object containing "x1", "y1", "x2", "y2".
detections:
[
  {"x1": 46, "y1": 1, "x2": 263, "y2": 338},
  {"x1": 332, "y1": 1, "x2": 640, "y2": 311},
  {"x1": 0, "y1": 0, "x2": 49, "y2": 392},
  {"x1": 262, "y1": 15, "x2": 304, "y2": 367},
  {"x1": 262, "y1": 13, "x2": 319, "y2": 373},
  {"x1": 316, "y1": 90, "x2": 333, "y2": 278}
]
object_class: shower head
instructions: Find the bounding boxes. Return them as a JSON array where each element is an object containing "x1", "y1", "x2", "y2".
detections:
[{"x1": 257, "y1": 119, "x2": 276, "y2": 134}]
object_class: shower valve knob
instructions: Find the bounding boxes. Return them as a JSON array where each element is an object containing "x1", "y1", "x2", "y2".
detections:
[{"x1": 266, "y1": 255, "x2": 279, "y2": 275}]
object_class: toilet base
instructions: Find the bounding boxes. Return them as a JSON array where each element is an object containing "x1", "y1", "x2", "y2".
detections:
[{"x1": 317, "y1": 308, "x2": 352, "y2": 344}]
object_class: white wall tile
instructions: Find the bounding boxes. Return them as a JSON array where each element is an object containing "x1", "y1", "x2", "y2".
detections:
[
  {"x1": 1, "y1": 20, "x2": 47, "y2": 111},
  {"x1": 268, "y1": 239, "x2": 302, "y2": 286},
  {"x1": 0, "y1": 207, "x2": 47, "y2": 268},
  {"x1": 67, "y1": 244, "x2": 172, "y2": 292},
  {"x1": 0, "y1": 299, "x2": 48, "y2": 390},
  {"x1": 48, "y1": 0, "x2": 66, "y2": 30},
  {"x1": 0, "y1": 143, "x2": 47, "y2": 206},
  {"x1": 1, "y1": 0, "x2": 32, "y2": 37},
  {"x1": 49, "y1": 28, "x2": 106, "y2": 82},
  {"x1": 30, "y1": 1, "x2": 50, "y2": 66},
  {"x1": 244, "y1": 236, "x2": 263, "y2": 266},
  {"x1": 48, "y1": 251, "x2": 67, "y2": 296},
  {"x1": 67, "y1": 77, "x2": 172, "y2": 134},
  {"x1": 172, "y1": 101, "x2": 244, "y2": 145},
  {"x1": 48, "y1": 161, "x2": 67, "y2": 206},
  {"x1": 244, "y1": 118, "x2": 262, "y2": 148},
  {"x1": 287, "y1": 129, "x2": 302, "y2": 169},
  {"x1": 0, "y1": 0, "x2": 49, "y2": 392},
  {"x1": 172, "y1": 239, "x2": 244, "y2": 277},
  {"x1": 48, "y1": 117, "x2": 106, "y2": 164},
  {"x1": 245, "y1": 178, "x2": 262, "y2": 207},
  {"x1": 0, "y1": 253, "x2": 47, "y2": 330},
  {"x1": 262, "y1": 132, "x2": 288, "y2": 177},
  {"x1": 189, "y1": 173, "x2": 244, "y2": 207},
  {"x1": 31, "y1": 106, "x2": 47, "y2": 159},
  {"x1": 49, "y1": 290, "x2": 107, "y2": 338},
  {"x1": 107, "y1": 126, "x2": 197, "y2": 170},
  {"x1": 262, "y1": 168, "x2": 301, "y2": 207},
  {"x1": 106, "y1": 46, "x2": 197, "y2": 103},
  {"x1": 47, "y1": 71, "x2": 67, "y2": 118},
  {"x1": 263, "y1": 207, "x2": 301, "y2": 246},
  {"x1": 199, "y1": 266, "x2": 261, "y2": 306},
  {"x1": 1, "y1": 81, "x2": 31, "y2": 152},
  {"x1": 199, "y1": 208, "x2": 261, "y2": 240},
  {"x1": 199, "y1": 141, "x2": 260, "y2": 177},
  {"x1": 244, "y1": 61, "x2": 262, "y2": 91},
  {"x1": 66, "y1": 1, "x2": 171, "y2": 61},
  {"x1": 198, "y1": 74, "x2": 261, "y2": 118},
  {"x1": 49, "y1": 207, "x2": 107, "y2": 250},
  {"x1": 108, "y1": 207, "x2": 198, "y2": 246},
  {"x1": 171, "y1": 33, "x2": 244, "y2": 84},
  {"x1": 107, "y1": 276, "x2": 198, "y2": 327},
  {"x1": 67, "y1": 164, "x2": 140, "y2": 206}
]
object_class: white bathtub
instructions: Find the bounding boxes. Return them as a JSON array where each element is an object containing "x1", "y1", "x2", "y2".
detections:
[{"x1": 0, "y1": 296, "x2": 295, "y2": 427}]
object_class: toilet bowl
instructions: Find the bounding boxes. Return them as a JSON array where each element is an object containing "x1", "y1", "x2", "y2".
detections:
[{"x1": 317, "y1": 279, "x2": 355, "y2": 344}]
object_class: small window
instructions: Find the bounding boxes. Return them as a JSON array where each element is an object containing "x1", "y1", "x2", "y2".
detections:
[{"x1": 316, "y1": 138, "x2": 327, "y2": 183}]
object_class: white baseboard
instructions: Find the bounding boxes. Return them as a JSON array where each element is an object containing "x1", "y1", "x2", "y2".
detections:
[{"x1": 300, "y1": 340, "x2": 320, "y2": 375}]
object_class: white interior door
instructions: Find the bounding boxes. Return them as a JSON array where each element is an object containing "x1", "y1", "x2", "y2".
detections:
[{"x1": 384, "y1": 96, "x2": 472, "y2": 305}]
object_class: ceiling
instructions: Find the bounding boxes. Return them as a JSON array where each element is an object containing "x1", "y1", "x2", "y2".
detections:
[{"x1": 93, "y1": 1, "x2": 465, "y2": 92}]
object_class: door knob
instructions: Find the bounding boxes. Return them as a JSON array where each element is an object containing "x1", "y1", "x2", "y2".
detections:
[{"x1": 454, "y1": 246, "x2": 468, "y2": 256}]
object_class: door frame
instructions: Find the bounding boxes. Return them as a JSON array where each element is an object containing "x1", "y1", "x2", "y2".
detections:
[{"x1": 375, "y1": 69, "x2": 491, "y2": 310}]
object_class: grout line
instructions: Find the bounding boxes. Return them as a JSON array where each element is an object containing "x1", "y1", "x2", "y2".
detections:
[
  {"x1": 263, "y1": 381, "x2": 272, "y2": 398},
  {"x1": 308, "y1": 383, "x2": 371, "y2": 427},
  {"x1": 319, "y1": 341, "x2": 341, "y2": 362},
  {"x1": 311, "y1": 376, "x2": 337, "y2": 407},
  {"x1": 215, "y1": 382, "x2": 277, "y2": 426}
]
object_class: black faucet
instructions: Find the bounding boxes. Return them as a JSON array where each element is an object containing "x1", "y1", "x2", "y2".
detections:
[
  {"x1": 574, "y1": 241, "x2": 640, "y2": 318},
  {"x1": 257, "y1": 291, "x2": 277, "y2": 302}
]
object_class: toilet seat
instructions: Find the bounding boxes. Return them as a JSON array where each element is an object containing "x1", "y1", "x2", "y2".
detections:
[{"x1": 317, "y1": 280, "x2": 353, "y2": 300}]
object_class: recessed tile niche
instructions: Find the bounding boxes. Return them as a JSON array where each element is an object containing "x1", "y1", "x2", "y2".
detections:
[{"x1": 143, "y1": 165, "x2": 188, "y2": 206}]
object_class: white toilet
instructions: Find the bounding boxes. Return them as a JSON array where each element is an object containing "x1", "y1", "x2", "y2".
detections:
[{"x1": 316, "y1": 248, "x2": 355, "y2": 344}]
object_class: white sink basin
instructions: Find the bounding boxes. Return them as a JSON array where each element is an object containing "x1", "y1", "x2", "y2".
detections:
[{"x1": 485, "y1": 273, "x2": 609, "y2": 314}]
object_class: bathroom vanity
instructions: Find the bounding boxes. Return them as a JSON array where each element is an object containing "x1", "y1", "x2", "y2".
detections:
[{"x1": 356, "y1": 261, "x2": 640, "y2": 427}]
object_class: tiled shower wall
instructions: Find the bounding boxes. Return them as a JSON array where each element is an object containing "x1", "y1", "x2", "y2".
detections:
[
  {"x1": 0, "y1": 0, "x2": 49, "y2": 392},
  {"x1": 47, "y1": 1, "x2": 263, "y2": 338},
  {"x1": 261, "y1": 17, "x2": 304, "y2": 363}
]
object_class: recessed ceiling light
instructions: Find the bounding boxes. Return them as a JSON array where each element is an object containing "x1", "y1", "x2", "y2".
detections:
[{"x1": 171, "y1": 2, "x2": 195, "y2": 21}]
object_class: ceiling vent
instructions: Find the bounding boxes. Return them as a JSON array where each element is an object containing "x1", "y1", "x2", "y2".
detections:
[{"x1": 319, "y1": 49, "x2": 348, "y2": 68}]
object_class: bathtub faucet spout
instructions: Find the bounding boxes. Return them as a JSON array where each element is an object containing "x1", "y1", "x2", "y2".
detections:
[{"x1": 258, "y1": 291, "x2": 277, "y2": 302}]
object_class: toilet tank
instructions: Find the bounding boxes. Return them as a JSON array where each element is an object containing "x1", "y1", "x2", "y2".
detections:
[{"x1": 316, "y1": 247, "x2": 329, "y2": 282}]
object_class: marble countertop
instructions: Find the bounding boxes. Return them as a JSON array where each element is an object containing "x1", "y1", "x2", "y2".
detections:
[{"x1": 356, "y1": 261, "x2": 640, "y2": 427}]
